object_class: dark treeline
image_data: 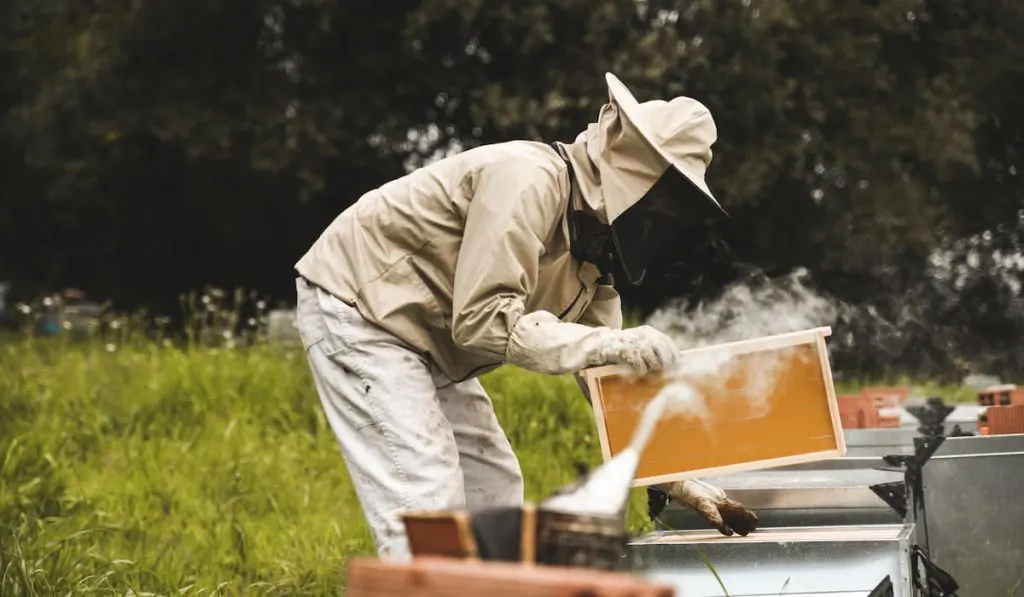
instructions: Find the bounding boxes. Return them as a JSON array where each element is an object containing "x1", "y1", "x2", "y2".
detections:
[{"x1": 1, "y1": 0, "x2": 1022, "y2": 378}]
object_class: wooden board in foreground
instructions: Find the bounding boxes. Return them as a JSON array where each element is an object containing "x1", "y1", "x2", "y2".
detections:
[
  {"x1": 401, "y1": 511, "x2": 479, "y2": 560},
  {"x1": 346, "y1": 556, "x2": 676, "y2": 597},
  {"x1": 581, "y1": 327, "x2": 845, "y2": 487}
]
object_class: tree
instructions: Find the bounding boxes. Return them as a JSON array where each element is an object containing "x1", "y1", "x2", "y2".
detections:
[{"x1": 1, "y1": 0, "x2": 1021, "y2": 376}]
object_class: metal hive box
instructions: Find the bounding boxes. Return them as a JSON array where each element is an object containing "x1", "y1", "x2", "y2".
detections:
[
  {"x1": 581, "y1": 326, "x2": 845, "y2": 486},
  {"x1": 628, "y1": 524, "x2": 914, "y2": 596}
]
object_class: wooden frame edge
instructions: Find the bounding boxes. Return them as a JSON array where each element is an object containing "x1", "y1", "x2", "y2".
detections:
[
  {"x1": 520, "y1": 502, "x2": 537, "y2": 565},
  {"x1": 581, "y1": 326, "x2": 834, "y2": 381},
  {"x1": 585, "y1": 371, "x2": 614, "y2": 461},
  {"x1": 629, "y1": 449, "x2": 845, "y2": 487},
  {"x1": 816, "y1": 333, "x2": 847, "y2": 456},
  {"x1": 455, "y1": 512, "x2": 480, "y2": 560}
]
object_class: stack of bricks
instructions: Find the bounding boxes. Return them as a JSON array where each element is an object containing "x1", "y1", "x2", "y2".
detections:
[
  {"x1": 345, "y1": 556, "x2": 677, "y2": 597},
  {"x1": 977, "y1": 384, "x2": 1024, "y2": 408},
  {"x1": 862, "y1": 386, "x2": 908, "y2": 428},
  {"x1": 838, "y1": 386, "x2": 908, "y2": 429},
  {"x1": 977, "y1": 384, "x2": 1024, "y2": 436}
]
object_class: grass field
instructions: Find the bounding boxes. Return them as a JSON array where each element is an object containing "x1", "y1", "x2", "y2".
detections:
[{"x1": 0, "y1": 325, "x2": 976, "y2": 596}]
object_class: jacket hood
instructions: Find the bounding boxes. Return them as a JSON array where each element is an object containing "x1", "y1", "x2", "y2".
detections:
[
  {"x1": 555, "y1": 102, "x2": 665, "y2": 225},
  {"x1": 554, "y1": 74, "x2": 722, "y2": 226}
]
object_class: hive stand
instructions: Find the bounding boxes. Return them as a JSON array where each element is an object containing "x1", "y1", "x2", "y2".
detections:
[{"x1": 870, "y1": 435, "x2": 961, "y2": 596}]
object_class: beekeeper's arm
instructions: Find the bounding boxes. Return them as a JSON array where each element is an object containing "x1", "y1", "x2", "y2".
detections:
[{"x1": 451, "y1": 164, "x2": 678, "y2": 377}]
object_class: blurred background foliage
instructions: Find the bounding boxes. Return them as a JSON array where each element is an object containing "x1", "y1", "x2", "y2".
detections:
[{"x1": 1, "y1": 0, "x2": 1021, "y2": 377}]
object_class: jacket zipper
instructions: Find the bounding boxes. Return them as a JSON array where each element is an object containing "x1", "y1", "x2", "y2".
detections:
[
  {"x1": 558, "y1": 285, "x2": 586, "y2": 320},
  {"x1": 454, "y1": 362, "x2": 503, "y2": 384}
]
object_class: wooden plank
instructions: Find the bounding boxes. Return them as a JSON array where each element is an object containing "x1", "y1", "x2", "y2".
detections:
[
  {"x1": 582, "y1": 327, "x2": 844, "y2": 486},
  {"x1": 346, "y1": 556, "x2": 677, "y2": 597},
  {"x1": 520, "y1": 503, "x2": 537, "y2": 565},
  {"x1": 587, "y1": 369, "x2": 614, "y2": 461},
  {"x1": 401, "y1": 512, "x2": 480, "y2": 560},
  {"x1": 816, "y1": 334, "x2": 847, "y2": 454}
]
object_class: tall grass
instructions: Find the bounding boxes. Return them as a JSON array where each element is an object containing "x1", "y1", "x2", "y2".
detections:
[
  {"x1": 0, "y1": 293, "x2": 974, "y2": 595},
  {"x1": 0, "y1": 321, "x2": 650, "y2": 595}
]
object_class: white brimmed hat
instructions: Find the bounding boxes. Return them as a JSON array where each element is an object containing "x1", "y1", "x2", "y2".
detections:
[{"x1": 603, "y1": 72, "x2": 726, "y2": 218}]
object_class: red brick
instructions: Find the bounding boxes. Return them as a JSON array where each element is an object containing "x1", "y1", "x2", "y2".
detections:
[
  {"x1": 861, "y1": 386, "x2": 909, "y2": 408},
  {"x1": 978, "y1": 384, "x2": 1019, "y2": 407},
  {"x1": 838, "y1": 394, "x2": 880, "y2": 429},
  {"x1": 986, "y1": 405, "x2": 1024, "y2": 435}
]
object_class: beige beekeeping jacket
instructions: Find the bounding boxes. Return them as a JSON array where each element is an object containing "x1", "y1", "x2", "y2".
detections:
[{"x1": 294, "y1": 98, "x2": 694, "y2": 382}]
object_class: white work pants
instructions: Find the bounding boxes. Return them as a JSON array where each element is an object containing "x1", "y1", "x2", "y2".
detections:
[{"x1": 294, "y1": 277, "x2": 525, "y2": 560}]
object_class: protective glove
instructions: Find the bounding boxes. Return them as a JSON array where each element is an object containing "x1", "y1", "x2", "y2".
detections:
[
  {"x1": 596, "y1": 324, "x2": 681, "y2": 377},
  {"x1": 658, "y1": 479, "x2": 759, "y2": 537},
  {"x1": 505, "y1": 310, "x2": 680, "y2": 376}
]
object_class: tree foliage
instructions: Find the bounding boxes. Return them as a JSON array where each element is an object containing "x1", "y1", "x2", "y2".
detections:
[{"x1": 1, "y1": 0, "x2": 1021, "y2": 376}]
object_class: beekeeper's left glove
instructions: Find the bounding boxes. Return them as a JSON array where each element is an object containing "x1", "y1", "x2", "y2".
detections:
[{"x1": 659, "y1": 479, "x2": 759, "y2": 537}]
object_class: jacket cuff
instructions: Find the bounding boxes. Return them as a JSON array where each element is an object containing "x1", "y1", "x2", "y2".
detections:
[{"x1": 505, "y1": 310, "x2": 611, "y2": 375}]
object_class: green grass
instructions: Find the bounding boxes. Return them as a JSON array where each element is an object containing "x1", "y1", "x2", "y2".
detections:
[
  {"x1": 0, "y1": 331, "x2": 652, "y2": 595},
  {"x1": 0, "y1": 329, "x2": 975, "y2": 596}
]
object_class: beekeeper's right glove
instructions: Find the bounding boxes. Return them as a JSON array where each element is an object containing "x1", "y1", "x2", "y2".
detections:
[
  {"x1": 505, "y1": 310, "x2": 680, "y2": 376},
  {"x1": 659, "y1": 479, "x2": 760, "y2": 537}
]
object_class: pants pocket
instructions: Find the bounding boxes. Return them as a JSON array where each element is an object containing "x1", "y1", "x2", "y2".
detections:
[
  {"x1": 295, "y1": 277, "x2": 328, "y2": 351},
  {"x1": 295, "y1": 276, "x2": 354, "y2": 358}
]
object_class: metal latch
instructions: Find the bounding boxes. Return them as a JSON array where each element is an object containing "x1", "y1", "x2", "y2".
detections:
[
  {"x1": 647, "y1": 486, "x2": 670, "y2": 522},
  {"x1": 871, "y1": 434, "x2": 946, "y2": 520},
  {"x1": 868, "y1": 575, "x2": 894, "y2": 597},
  {"x1": 905, "y1": 397, "x2": 957, "y2": 438},
  {"x1": 911, "y1": 545, "x2": 960, "y2": 596}
]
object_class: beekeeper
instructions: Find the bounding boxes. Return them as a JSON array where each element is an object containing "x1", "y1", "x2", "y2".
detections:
[{"x1": 293, "y1": 72, "x2": 758, "y2": 560}]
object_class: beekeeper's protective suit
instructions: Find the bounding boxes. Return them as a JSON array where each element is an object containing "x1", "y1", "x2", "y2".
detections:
[{"x1": 293, "y1": 73, "x2": 757, "y2": 560}]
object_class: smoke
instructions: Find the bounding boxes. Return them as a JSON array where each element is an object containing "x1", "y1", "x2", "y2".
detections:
[
  {"x1": 647, "y1": 267, "x2": 841, "y2": 348},
  {"x1": 628, "y1": 372, "x2": 712, "y2": 454},
  {"x1": 618, "y1": 261, "x2": 1019, "y2": 459},
  {"x1": 646, "y1": 265, "x2": 980, "y2": 376}
]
